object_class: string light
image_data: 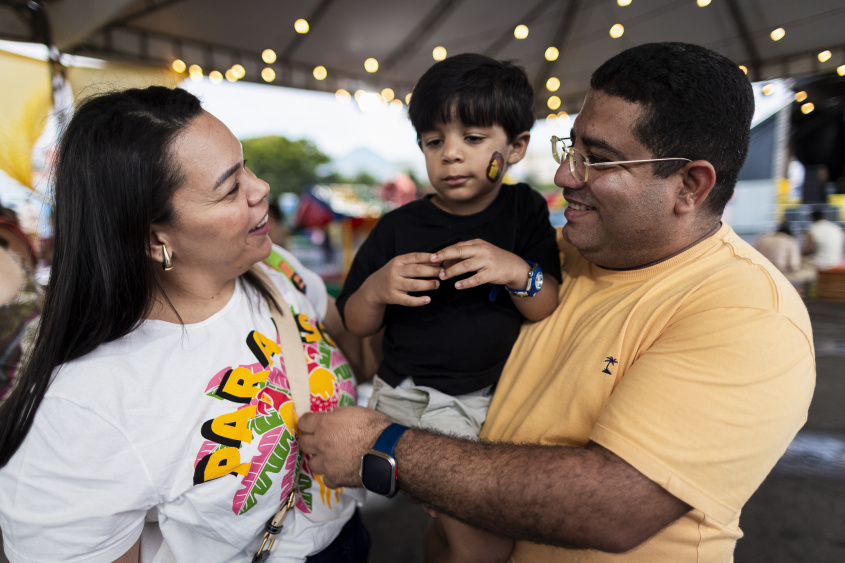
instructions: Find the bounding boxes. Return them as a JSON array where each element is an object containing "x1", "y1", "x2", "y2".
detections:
[
  {"x1": 738, "y1": 65, "x2": 748, "y2": 74},
  {"x1": 262, "y1": 49, "x2": 277, "y2": 64},
  {"x1": 617, "y1": 0, "x2": 632, "y2": 5},
  {"x1": 800, "y1": 103, "x2": 814, "y2": 114},
  {"x1": 838, "y1": 65, "x2": 845, "y2": 76},
  {"x1": 172, "y1": 59, "x2": 186, "y2": 73},
  {"x1": 225, "y1": 69, "x2": 237, "y2": 82},
  {"x1": 231, "y1": 64, "x2": 245, "y2": 79},
  {"x1": 762, "y1": 84, "x2": 774, "y2": 96},
  {"x1": 209, "y1": 71, "x2": 223, "y2": 84},
  {"x1": 313, "y1": 66, "x2": 327, "y2": 80},
  {"x1": 696, "y1": 0, "x2": 711, "y2": 6},
  {"x1": 433, "y1": 46, "x2": 447, "y2": 61},
  {"x1": 405, "y1": 93, "x2": 412, "y2": 105},
  {"x1": 381, "y1": 88, "x2": 395, "y2": 102},
  {"x1": 770, "y1": 28, "x2": 785, "y2": 41},
  {"x1": 514, "y1": 25, "x2": 529, "y2": 39},
  {"x1": 547, "y1": 96, "x2": 561, "y2": 110},
  {"x1": 335, "y1": 89, "x2": 351, "y2": 103},
  {"x1": 364, "y1": 58, "x2": 379, "y2": 73},
  {"x1": 609, "y1": 24, "x2": 624, "y2": 39},
  {"x1": 261, "y1": 67, "x2": 276, "y2": 82},
  {"x1": 546, "y1": 77, "x2": 560, "y2": 92},
  {"x1": 795, "y1": 91, "x2": 807, "y2": 102},
  {"x1": 545, "y1": 47, "x2": 559, "y2": 61},
  {"x1": 818, "y1": 50, "x2": 832, "y2": 63},
  {"x1": 294, "y1": 19, "x2": 309, "y2": 34}
]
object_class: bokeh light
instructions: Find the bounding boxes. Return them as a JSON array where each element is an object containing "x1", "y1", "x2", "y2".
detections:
[
  {"x1": 609, "y1": 24, "x2": 624, "y2": 38},
  {"x1": 546, "y1": 77, "x2": 560, "y2": 92},
  {"x1": 547, "y1": 96, "x2": 561, "y2": 110},
  {"x1": 294, "y1": 19, "x2": 309, "y2": 34},
  {"x1": 770, "y1": 28, "x2": 785, "y2": 41},
  {"x1": 172, "y1": 59, "x2": 186, "y2": 73},
  {"x1": 545, "y1": 47, "x2": 559, "y2": 61},
  {"x1": 364, "y1": 58, "x2": 379, "y2": 73},
  {"x1": 433, "y1": 46, "x2": 447, "y2": 61},
  {"x1": 261, "y1": 67, "x2": 276, "y2": 82},
  {"x1": 313, "y1": 66, "x2": 327, "y2": 80},
  {"x1": 262, "y1": 49, "x2": 277, "y2": 64},
  {"x1": 514, "y1": 25, "x2": 529, "y2": 39}
]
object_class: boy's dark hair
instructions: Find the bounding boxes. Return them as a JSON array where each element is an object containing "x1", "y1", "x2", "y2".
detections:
[
  {"x1": 810, "y1": 209, "x2": 825, "y2": 222},
  {"x1": 408, "y1": 53, "x2": 534, "y2": 142},
  {"x1": 590, "y1": 42, "x2": 754, "y2": 216}
]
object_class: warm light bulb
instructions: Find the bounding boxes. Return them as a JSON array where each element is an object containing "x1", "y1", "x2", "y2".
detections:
[
  {"x1": 609, "y1": 24, "x2": 624, "y2": 39},
  {"x1": 390, "y1": 99, "x2": 403, "y2": 109},
  {"x1": 546, "y1": 77, "x2": 560, "y2": 92},
  {"x1": 189, "y1": 64, "x2": 202, "y2": 74},
  {"x1": 738, "y1": 65, "x2": 748, "y2": 74},
  {"x1": 770, "y1": 28, "x2": 785, "y2": 41},
  {"x1": 225, "y1": 69, "x2": 237, "y2": 82},
  {"x1": 762, "y1": 84, "x2": 774, "y2": 96},
  {"x1": 546, "y1": 114, "x2": 557, "y2": 122},
  {"x1": 405, "y1": 93, "x2": 412, "y2": 105},
  {"x1": 432, "y1": 46, "x2": 447, "y2": 61},
  {"x1": 545, "y1": 47, "x2": 559, "y2": 61},
  {"x1": 514, "y1": 25, "x2": 529, "y2": 39},
  {"x1": 294, "y1": 19, "x2": 309, "y2": 34},
  {"x1": 232, "y1": 64, "x2": 245, "y2": 79},
  {"x1": 801, "y1": 102, "x2": 814, "y2": 114},
  {"x1": 261, "y1": 67, "x2": 276, "y2": 82},
  {"x1": 262, "y1": 49, "x2": 277, "y2": 64},
  {"x1": 696, "y1": 0, "x2": 711, "y2": 6},
  {"x1": 381, "y1": 88, "x2": 395, "y2": 102},
  {"x1": 172, "y1": 59, "x2": 186, "y2": 73},
  {"x1": 818, "y1": 50, "x2": 832, "y2": 63},
  {"x1": 313, "y1": 65, "x2": 327, "y2": 80},
  {"x1": 336, "y1": 89, "x2": 351, "y2": 103},
  {"x1": 838, "y1": 65, "x2": 845, "y2": 76},
  {"x1": 209, "y1": 70, "x2": 223, "y2": 84},
  {"x1": 547, "y1": 96, "x2": 561, "y2": 110},
  {"x1": 617, "y1": 0, "x2": 631, "y2": 5},
  {"x1": 795, "y1": 91, "x2": 807, "y2": 102},
  {"x1": 364, "y1": 58, "x2": 379, "y2": 73},
  {"x1": 354, "y1": 89, "x2": 365, "y2": 101}
]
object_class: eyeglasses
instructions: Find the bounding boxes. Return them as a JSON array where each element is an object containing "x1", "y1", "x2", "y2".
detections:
[{"x1": 550, "y1": 136, "x2": 691, "y2": 182}]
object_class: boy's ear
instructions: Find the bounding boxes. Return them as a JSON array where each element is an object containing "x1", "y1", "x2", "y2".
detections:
[{"x1": 506, "y1": 131, "x2": 531, "y2": 164}]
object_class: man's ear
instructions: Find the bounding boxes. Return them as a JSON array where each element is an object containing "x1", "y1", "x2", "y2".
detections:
[
  {"x1": 675, "y1": 160, "x2": 716, "y2": 215},
  {"x1": 148, "y1": 227, "x2": 171, "y2": 265},
  {"x1": 506, "y1": 131, "x2": 531, "y2": 164}
]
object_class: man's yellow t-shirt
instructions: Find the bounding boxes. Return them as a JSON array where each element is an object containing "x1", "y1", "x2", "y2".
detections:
[{"x1": 480, "y1": 223, "x2": 815, "y2": 562}]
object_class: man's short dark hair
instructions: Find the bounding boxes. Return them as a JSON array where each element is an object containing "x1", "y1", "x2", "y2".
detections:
[
  {"x1": 590, "y1": 42, "x2": 754, "y2": 216},
  {"x1": 408, "y1": 53, "x2": 534, "y2": 142},
  {"x1": 811, "y1": 209, "x2": 825, "y2": 222}
]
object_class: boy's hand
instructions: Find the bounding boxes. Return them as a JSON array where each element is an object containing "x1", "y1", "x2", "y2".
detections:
[
  {"x1": 366, "y1": 252, "x2": 442, "y2": 306},
  {"x1": 431, "y1": 239, "x2": 531, "y2": 291}
]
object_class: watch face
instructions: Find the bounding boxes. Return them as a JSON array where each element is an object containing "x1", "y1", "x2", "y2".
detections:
[
  {"x1": 535, "y1": 270, "x2": 544, "y2": 291},
  {"x1": 361, "y1": 451, "x2": 396, "y2": 496}
]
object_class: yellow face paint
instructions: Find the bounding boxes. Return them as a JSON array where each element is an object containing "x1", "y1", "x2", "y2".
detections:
[{"x1": 486, "y1": 151, "x2": 504, "y2": 183}]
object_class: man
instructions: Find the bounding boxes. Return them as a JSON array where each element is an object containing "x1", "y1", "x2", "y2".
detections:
[
  {"x1": 803, "y1": 209, "x2": 844, "y2": 271},
  {"x1": 300, "y1": 42, "x2": 815, "y2": 560}
]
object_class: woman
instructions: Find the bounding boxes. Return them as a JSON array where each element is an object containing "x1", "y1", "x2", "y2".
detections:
[{"x1": 0, "y1": 87, "x2": 369, "y2": 562}]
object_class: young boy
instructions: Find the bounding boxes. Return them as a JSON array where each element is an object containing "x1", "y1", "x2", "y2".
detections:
[{"x1": 336, "y1": 53, "x2": 561, "y2": 562}]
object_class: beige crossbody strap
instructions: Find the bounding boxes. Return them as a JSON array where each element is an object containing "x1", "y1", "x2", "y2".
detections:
[
  {"x1": 251, "y1": 265, "x2": 311, "y2": 417},
  {"x1": 249, "y1": 266, "x2": 311, "y2": 562}
]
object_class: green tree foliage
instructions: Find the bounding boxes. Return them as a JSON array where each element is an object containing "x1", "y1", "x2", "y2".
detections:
[{"x1": 241, "y1": 136, "x2": 331, "y2": 197}]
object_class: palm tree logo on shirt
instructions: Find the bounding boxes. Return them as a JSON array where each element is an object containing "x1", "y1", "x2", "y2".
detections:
[{"x1": 602, "y1": 356, "x2": 618, "y2": 375}]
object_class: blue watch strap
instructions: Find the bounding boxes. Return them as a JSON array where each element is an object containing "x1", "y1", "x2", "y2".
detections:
[{"x1": 372, "y1": 423, "x2": 409, "y2": 456}]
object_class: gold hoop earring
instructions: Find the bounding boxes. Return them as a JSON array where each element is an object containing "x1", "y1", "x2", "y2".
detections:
[{"x1": 161, "y1": 244, "x2": 173, "y2": 271}]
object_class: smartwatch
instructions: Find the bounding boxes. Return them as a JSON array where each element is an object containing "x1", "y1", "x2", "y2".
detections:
[
  {"x1": 506, "y1": 260, "x2": 543, "y2": 297},
  {"x1": 360, "y1": 423, "x2": 409, "y2": 497}
]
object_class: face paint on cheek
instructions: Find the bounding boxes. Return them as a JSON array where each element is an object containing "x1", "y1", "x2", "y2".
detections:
[{"x1": 486, "y1": 151, "x2": 505, "y2": 183}]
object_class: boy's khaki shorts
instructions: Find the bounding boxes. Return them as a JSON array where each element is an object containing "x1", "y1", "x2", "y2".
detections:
[{"x1": 367, "y1": 375, "x2": 493, "y2": 440}]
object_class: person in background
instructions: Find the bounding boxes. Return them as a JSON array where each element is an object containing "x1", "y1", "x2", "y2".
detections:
[
  {"x1": 803, "y1": 209, "x2": 844, "y2": 271},
  {"x1": 300, "y1": 42, "x2": 815, "y2": 562},
  {"x1": 0, "y1": 86, "x2": 372, "y2": 562},
  {"x1": 336, "y1": 53, "x2": 561, "y2": 563},
  {"x1": 267, "y1": 197, "x2": 289, "y2": 248},
  {"x1": 754, "y1": 221, "x2": 815, "y2": 286}
]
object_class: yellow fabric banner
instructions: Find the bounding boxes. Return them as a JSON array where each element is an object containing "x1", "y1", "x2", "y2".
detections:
[{"x1": 0, "y1": 50, "x2": 52, "y2": 190}]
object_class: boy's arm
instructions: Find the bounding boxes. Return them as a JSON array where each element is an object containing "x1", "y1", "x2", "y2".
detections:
[
  {"x1": 432, "y1": 239, "x2": 559, "y2": 322},
  {"x1": 343, "y1": 252, "x2": 442, "y2": 336}
]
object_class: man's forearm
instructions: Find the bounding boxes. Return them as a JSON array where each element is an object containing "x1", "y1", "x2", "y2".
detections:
[{"x1": 393, "y1": 429, "x2": 690, "y2": 553}]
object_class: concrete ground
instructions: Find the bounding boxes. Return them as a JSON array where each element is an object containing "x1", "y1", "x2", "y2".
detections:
[{"x1": 2, "y1": 302, "x2": 843, "y2": 562}]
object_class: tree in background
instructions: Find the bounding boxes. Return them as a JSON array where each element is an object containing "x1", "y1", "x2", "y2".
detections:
[{"x1": 241, "y1": 136, "x2": 331, "y2": 198}]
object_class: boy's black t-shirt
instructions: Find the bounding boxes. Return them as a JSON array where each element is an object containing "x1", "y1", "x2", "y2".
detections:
[{"x1": 336, "y1": 183, "x2": 561, "y2": 396}]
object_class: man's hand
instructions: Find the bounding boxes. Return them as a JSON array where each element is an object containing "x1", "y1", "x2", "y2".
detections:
[
  {"x1": 299, "y1": 406, "x2": 392, "y2": 488},
  {"x1": 432, "y1": 239, "x2": 530, "y2": 291}
]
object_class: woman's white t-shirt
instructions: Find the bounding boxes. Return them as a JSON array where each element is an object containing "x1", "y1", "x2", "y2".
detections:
[{"x1": 0, "y1": 248, "x2": 363, "y2": 562}]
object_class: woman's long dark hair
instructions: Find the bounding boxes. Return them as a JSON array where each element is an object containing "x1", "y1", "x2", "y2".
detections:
[{"x1": 0, "y1": 86, "x2": 277, "y2": 467}]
